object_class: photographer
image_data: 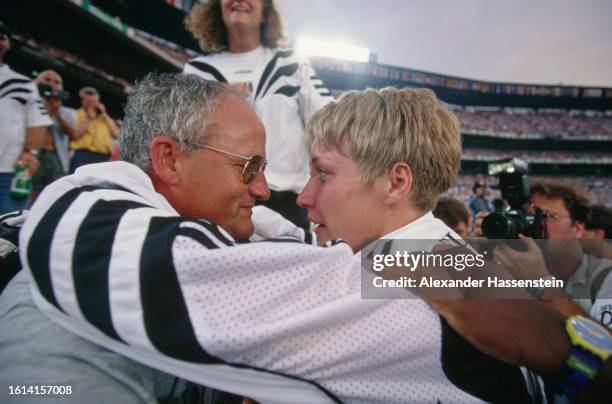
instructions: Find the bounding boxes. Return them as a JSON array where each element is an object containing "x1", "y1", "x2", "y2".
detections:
[
  {"x1": 33, "y1": 70, "x2": 76, "y2": 198},
  {"x1": 494, "y1": 179, "x2": 612, "y2": 326},
  {"x1": 70, "y1": 86, "x2": 119, "y2": 171},
  {"x1": 531, "y1": 181, "x2": 612, "y2": 325}
]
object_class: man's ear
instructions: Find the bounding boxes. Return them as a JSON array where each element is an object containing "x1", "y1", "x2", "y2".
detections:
[
  {"x1": 149, "y1": 136, "x2": 181, "y2": 186},
  {"x1": 573, "y1": 220, "x2": 585, "y2": 239},
  {"x1": 385, "y1": 162, "x2": 412, "y2": 204}
]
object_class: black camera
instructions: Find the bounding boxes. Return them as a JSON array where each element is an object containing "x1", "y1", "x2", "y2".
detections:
[
  {"x1": 481, "y1": 158, "x2": 546, "y2": 239},
  {"x1": 37, "y1": 84, "x2": 69, "y2": 101}
]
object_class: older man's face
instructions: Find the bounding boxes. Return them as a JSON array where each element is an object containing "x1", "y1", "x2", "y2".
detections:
[{"x1": 175, "y1": 93, "x2": 270, "y2": 240}]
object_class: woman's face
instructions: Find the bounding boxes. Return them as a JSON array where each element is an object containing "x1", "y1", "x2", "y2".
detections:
[
  {"x1": 221, "y1": 0, "x2": 265, "y2": 34},
  {"x1": 297, "y1": 143, "x2": 388, "y2": 252}
]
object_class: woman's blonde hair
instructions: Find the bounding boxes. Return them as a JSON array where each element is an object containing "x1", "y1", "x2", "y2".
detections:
[
  {"x1": 185, "y1": 0, "x2": 286, "y2": 52},
  {"x1": 306, "y1": 87, "x2": 462, "y2": 211}
]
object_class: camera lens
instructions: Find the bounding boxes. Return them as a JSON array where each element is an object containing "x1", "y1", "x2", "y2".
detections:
[{"x1": 482, "y1": 213, "x2": 513, "y2": 239}]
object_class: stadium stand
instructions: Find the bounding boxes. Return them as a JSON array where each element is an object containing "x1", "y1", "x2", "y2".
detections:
[
  {"x1": 2, "y1": 0, "x2": 609, "y2": 205},
  {"x1": 454, "y1": 107, "x2": 612, "y2": 139}
]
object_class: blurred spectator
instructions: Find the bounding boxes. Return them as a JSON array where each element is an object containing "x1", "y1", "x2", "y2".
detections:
[
  {"x1": 468, "y1": 179, "x2": 492, "y2": 217},
  {"x1": 10, "y1": 31, "x2": 131, "y2": 90},
  {"x1": 447, "y1": 175, "x2": 610, "y2": 209},
  {"x1": 433, "y1": 196, "x2": 472, "y2": 238},
  {"x1": 581, "y1": 204, "x2": 612, "y2": 259},
  {"x1": 70, "y1": 86, "x2": 119, "y2": 171},
  {"x1": 472, "y1": 211, "x2": 490, "y2": 238},
  {"x1": 32, "y1": 70, "x2": 76, "y2": 199},
  {"x1": 133, "y1": 29, "x2": 197, "y2": 65},
  {"x1": 584, "y1": 204, "x2": 612, "y2": 240},
  {"x1": 0, "y1": 20, "x2": 51, "y2": 214},
  {"x1": 184, "y1": 0, "x2": 333, "y2": 230}
]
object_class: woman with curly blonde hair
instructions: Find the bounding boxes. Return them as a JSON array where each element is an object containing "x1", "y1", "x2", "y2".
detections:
[
  {"x1": 184, "y1": 0, "x2": 333, "y2": 231},
  {"x1": 185, "y1": 0, "x2": 285, "y2": 52}
]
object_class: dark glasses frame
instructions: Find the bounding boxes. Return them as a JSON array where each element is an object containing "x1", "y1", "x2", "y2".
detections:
[{"x1": 188, "y1": 141, "x2": 267, "y2": 184}]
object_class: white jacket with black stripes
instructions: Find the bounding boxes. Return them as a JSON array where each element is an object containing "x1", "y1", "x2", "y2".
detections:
[
  {"x1": 183, "y1": 47, "x2": 333, "y2": 193},
  {"x1": 19, "y1": 161, "x2": 483, "y2": 404}
]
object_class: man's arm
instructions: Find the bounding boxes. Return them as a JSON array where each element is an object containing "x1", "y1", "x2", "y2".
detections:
[
  {"x1": 19, "y1": 180, "x2": 357, "y2": 401},
  {"x1": 18, "y1": 126, "x2": 47, "y2": 174},
  {"x1": 97, "y1": 103, "x2": 119, "y2": 139},
  {"x1": 429, "y1": 298, "x2": 571, "y2": 377},
  {"x1": 21, "y1": 84, "x2": 53, "y2": 173},
  {"x1": 55, "y1": 109, "x2": 78, "y2": 139},
  {"x1": 72, "y1": 120, "x2": 92, "y2": 140},
  {"x1": 494, "y1": 236, "x2": 589, "y2": 317}
]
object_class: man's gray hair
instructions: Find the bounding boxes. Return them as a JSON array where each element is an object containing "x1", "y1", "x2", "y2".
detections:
[{"x1": 121, "y1": 73, "x2": 240, "y2": 171}]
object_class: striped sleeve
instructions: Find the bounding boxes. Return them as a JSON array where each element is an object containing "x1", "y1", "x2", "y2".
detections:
[
  {"x1": 21, "y1": 184, "x2": 353, "y2": 402},
  {"x1": 183, "y1": 59, "x2": 228, "y2": 83},
  {"x1": 298, "y1": 61, "x2": 333, "y2": 122}
]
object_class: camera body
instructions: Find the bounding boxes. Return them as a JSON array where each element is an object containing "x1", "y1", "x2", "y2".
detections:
[
  {"x1": 37, "y1": 84, "x2": 69, "y2": 102},
  {"x1": 481, "y1": 158, "x2": 546, "y2": 239}
]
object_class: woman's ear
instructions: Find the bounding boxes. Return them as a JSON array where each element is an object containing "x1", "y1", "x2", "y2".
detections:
[
  {"x1": 149, "y1": 136, "x2": 181, "y2": 186},
  {"x1": 386, "y1": 162, "x2": 413, "y2": 203}
]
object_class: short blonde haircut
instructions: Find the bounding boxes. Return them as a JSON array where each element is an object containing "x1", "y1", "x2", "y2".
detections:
[
  {"x1": 306, "y1": 87, "x2": 462, "y2": 211},
  {"x1": 185, "y1": 0, "x2": 286, "y2": 52}
]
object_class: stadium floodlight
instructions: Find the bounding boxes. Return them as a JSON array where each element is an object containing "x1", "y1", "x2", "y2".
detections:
[{"x1": 296, "y1": 37, "x2": 370, "y2": 63}]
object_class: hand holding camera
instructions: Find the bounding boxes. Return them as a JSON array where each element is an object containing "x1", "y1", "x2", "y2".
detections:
[{"x1": 38, "y1": 83, "x2": 67, "y2": 117}]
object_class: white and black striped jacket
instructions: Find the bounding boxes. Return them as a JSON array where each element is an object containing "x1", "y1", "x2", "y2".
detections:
[
  {"x1": 0, "y1": 64, "x2": 52, "y2": 173},
  {"x1": 20, "y1": 161, "x2": 490, "y2": 403},
  {"x1": 184, "y1": 47, "x2": 333, "y2": 193}
]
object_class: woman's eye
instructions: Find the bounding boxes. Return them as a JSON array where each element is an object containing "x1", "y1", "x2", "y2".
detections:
[{"x1": 317, "y1": 170, "x2": 329, "y2": 182}]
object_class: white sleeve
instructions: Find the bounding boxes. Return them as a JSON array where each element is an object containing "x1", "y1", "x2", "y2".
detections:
[
  {"x1": 26, "y1": 83, "x2": 53, "y2": 128},
  {"x1": 297, "y1": 60, "x2": 334, "y2": 123},
  {"x1": 61, "y1": 107, "x2": 77, "y2": 126},
  {"x1": 250, "y1": 205, "x2": 316, "y2": 244}
]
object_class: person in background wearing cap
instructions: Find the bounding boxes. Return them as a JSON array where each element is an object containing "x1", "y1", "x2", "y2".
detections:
[
  {"x1": 0, "y1": 20, "x2": 51, "y2": 214},
  {"x1": 468, "y1": 179, "x2": 493, "y2": 217},
  {"x1": 70, "y1": 86, "x2": 119, "y2": 172},
  {"x1": 32, "y1": 70, "x2": 77, "y2": 200}
]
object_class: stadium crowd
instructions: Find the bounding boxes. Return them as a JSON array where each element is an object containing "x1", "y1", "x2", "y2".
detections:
[
  {"x1": 1, "y1": 1, "x2": 611, "y2": 402},
  {"x1": 10, "y1": 32, "x2": 133, "y2": 91},
  {"x1": 461, "y1": 148, "x2": 612, "y2": 164},
  {"x1": 454, "y1": 107, "x2": 612, "y2": 139}
]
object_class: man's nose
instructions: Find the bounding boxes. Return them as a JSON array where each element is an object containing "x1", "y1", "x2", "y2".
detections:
[{"x1": 250, "y1": 171, "x2": 271, "y2": 201}]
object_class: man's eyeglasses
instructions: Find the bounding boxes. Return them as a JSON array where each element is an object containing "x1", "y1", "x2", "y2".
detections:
[
  {"x1": 533, "y1": 206, "x2": 571, "y2": 222},
  {"x1": 542, "y1": 211, "x2": 571, "y2": 222},
  {"x1": 188, "y1": 142, "x2": 266, "y2": 184}
]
